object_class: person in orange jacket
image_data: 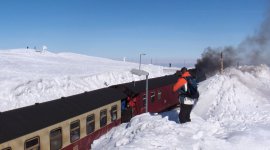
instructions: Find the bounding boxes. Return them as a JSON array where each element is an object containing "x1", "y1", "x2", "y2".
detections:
[
  {"x1": 173, "y1": 67, "x2": 195, "y2": 123},
  {"x1": 127, "y1": 97, "x2": 135, "y2": 108}
]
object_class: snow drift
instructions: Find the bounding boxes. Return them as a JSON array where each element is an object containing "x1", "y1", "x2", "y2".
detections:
[{"x1": 0, "y1": 49, "x2": 174, "y2": 112}]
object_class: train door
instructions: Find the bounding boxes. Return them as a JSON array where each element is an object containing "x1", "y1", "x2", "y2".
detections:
[{"x1": 121, "y1": 98, "x2": 133, "y2": 123}]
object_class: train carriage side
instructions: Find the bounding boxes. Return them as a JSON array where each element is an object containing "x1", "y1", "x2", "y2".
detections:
[
  {"x1": 134, "y1": 74, "x2": 179, "y2": 113},
  {"x1": 0, "y1": 88, "x2": 127, "y2": 150},
  {"x1": 112, "y1": 74, "x2": 179, "y2": 122},
  {"x1": 1, "y1": 74, "x2": 180, "y2": 150}
]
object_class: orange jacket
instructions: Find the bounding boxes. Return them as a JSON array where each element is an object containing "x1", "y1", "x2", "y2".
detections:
[{"x1": 173, "y1": 71, "x2": 191, "y2": 92}]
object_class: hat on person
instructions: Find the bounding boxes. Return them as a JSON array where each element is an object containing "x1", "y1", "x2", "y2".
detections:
[{"x1": 180, "y1": 67, "x2": 187, "y2": 74}]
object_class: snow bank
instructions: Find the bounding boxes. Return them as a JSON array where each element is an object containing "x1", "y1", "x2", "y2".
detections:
[
  {"x1": 92, "y1": 65, "x2": 270, "y2": 150},
  {"x1": 0, "y1": 49, "x2": 174, "y2": 112},
  {"x1": 194, "y1": 65, "x2": 270, "y2": 127}
]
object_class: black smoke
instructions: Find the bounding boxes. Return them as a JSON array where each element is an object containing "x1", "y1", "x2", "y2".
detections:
[
  {"x1": 195, "y1": 46, "x2": 239, "y2": 76},
  {"x1": 195, "y1": 8, "x2": 270, "y2": 77}
]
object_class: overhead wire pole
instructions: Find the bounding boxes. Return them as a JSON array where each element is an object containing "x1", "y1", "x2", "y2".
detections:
[
  {"x1": 139, "y1": 53, "x2": 146, "y2": 70},
  {"x1": 220, "y1": 52, "x2": 224, "y2": 74}
]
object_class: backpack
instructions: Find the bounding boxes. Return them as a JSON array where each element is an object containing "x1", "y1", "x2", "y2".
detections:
[{"x1": 183, "y1": 76, "x2": 200, "y2": 99}]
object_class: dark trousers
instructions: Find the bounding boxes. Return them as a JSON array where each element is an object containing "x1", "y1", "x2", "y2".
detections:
[{"x1": 179, "y1": 103, "x2": 193, "y2": 124}]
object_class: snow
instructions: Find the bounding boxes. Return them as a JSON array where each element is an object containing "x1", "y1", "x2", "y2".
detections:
[
  {"x1": 0, "y1": 49, "x2": 174, "y2": 112},
  {"x1": 92, "y1": 65, "x2": 270, "y2": 150},
  {"x1": 2, "y1": 49, "x2": 270, "y2": 149}
]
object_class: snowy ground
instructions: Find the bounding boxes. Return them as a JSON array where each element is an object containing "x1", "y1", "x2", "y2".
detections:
[
  {"x1": 2, "y1": 49, "x2": 270, "y2": 149},
  {"x1": 0, "y1": 49, "x2": 175, "y2": 112},
  {"x1": 92, "y1": 65, "x2": 270, "y2": 150}
]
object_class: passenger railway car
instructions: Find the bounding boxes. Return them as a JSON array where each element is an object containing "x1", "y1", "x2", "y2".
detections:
[
  {"x1": 113, "y1": 74, "x2": 179, "y2": 121},
  {"x1": 0, "y1": 74, "x2": 179, "y2": 150}
]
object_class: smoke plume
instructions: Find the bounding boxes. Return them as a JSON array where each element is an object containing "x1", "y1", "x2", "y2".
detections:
[{"x1": 196, "y1": 8, "x2": 270, "y2": 76}]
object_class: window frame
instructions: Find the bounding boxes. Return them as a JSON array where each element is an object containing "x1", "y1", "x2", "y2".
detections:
[
  {"x1": 111, "y1": 105, "x2": 118, "y2": 121},
  {"x1": 70, "y1": 120, "x2": 80, "y2": 143},
  {"x1": 100, "y1": 109, "x2": 107, "y2": 127},
  {"x1": 143, "y1": 94, "x2": 146, "y2": 106},
  {"x1": 151, "y1": 91, "x2": 155, "y2": 103},
  {"x1": 24, "y1": 136, "x2": 40, "y2": 150},
  {"x1": 158, "y1": 90, "x2": 162, "y2": 101},
  {"x1": 86, "y1": 114, "x2": 95, "y2": 134},
  {"x1": 50, "y1": 127, "x2": 62, "y2": 150}
]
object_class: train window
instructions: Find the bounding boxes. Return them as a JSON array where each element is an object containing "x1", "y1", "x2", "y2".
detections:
[
  {"x1": 50, "y1": 128, "x2": 62, "y2": 150},
  {"x1": 151, "y1": 92, "x2": 155, "y2": 103},
  {"x1": 86, "y1": 114, "x2": 95, "y2": 134},
  {"x1": 111, "y1": 105, "x2": 117, "y2": 121},
  {"x1": 143, "y1": 94, "x2": 146, "y2": 106},
  {"x1": 70, "y1": 120, "x2": 80, "y2": 143},
  {"x1": 158, "y1": 90, "x2": 162, "y2": 101},
  {"x1": 25, "y1": 137, "x2": 40, "y2": 150},
  {"x1": 100, "y1": 109, "x2": 107, "y2": 127},
  {"x1": 2, "y1": 147, "x2": 11, "y2": 150}
]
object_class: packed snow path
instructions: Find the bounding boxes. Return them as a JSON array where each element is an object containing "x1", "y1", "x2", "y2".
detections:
[{"x1": 92, "y1": 65, "x2": 270, "y2": 150}]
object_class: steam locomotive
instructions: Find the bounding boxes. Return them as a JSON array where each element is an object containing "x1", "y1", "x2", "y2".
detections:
[{"x1": 0, "y1": 73, "x2": 180, "y2": 150}]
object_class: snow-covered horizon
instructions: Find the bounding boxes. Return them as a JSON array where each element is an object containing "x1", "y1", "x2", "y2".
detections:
[
  {"x1": 92, "y1": 65, "x2": 270, "y2": 150},
  {"x1": 0, "y1": 49, "x2": 177, "y2": 112}
]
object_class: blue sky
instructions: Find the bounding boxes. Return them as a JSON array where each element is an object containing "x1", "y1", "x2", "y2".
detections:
[{"x1": 0, "y1": 0, "x2": 268, "y2": 65}]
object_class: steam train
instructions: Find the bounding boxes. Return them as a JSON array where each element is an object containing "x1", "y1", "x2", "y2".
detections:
[{"x1": 0, "y1": 73, "x2": 181, "y2": 150}]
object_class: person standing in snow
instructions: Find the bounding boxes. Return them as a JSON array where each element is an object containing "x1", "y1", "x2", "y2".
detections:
[{"x1": 173, "y1": 67, "x2": 199, "y2": 123}]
